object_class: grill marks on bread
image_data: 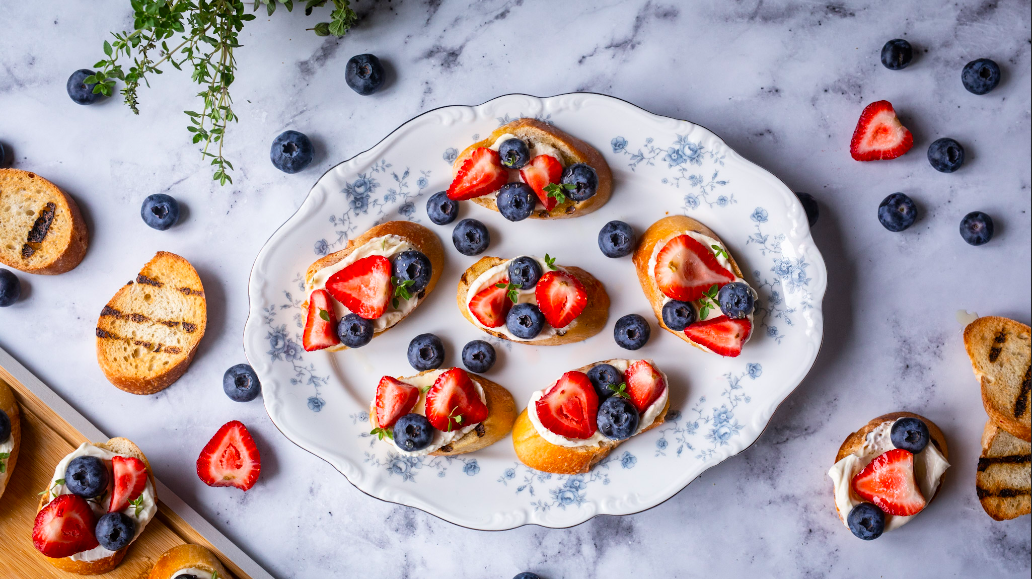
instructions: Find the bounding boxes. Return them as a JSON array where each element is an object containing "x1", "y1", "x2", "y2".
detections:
[
  {"x1": 0, "y1": 169, "x2": 88, "y2": 274},
  {"x1": 964, "y1": 316, "x2": 1032, "y2": 442},
  {"x1": 977, "y1": 421, "x2": 1032, "y2": 520},
  {"x1": 21, "y1": 201, "x2": 56, "y2": 258}
]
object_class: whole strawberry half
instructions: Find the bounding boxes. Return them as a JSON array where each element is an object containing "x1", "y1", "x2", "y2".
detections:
[
  {"x1": 684, "y1": 315, "x2": 752, "y2": 357},
  {"x1": 852, "y1": 448, "x2": 927, "y2": 516},
  {"x1": 325, "y1": 254, "x2": 392, "y2": 320},
  {"x1": 535, "y1": 270, "x2": 587, "y2": 329},
  {"x1": 303, "y1": 288, "x2": 340, "y2": 351},
  {"x1": 624, "y1": 360, "x2": 667, "y2": 414},
  {"x1": 33, "y1": 494, "x2": 99, "y2": 558},
  {"x1": 850, "y1": 100, "x2": 913, "y2": 161},
  {"x1": 196, "y1": 420, "x2": 261, "y2": 491},
  {"x1": 654, "y1": 234, "x2": 734, "y2": 302},
  {"x1": 374, "y1": 376, "x2": 420, "y2": 429},
  {"x1": 425, "y1": 368, "x2": 489, "y2": 432},
  {"x1": 519, "y1": 154, "x2": 563, "y2": 211},
  {"x1": 109, "y1": 455, "x2": 148, "y2": 513},
  {"x1": 469, "y1": 277, "x2": 513, "y2": 328},
  {"x1": 534, "y1": 371, "x2": 599, "y2": 439},
  {"x1": 447, "y1": 147, "x2": 509, "y2": 200}
]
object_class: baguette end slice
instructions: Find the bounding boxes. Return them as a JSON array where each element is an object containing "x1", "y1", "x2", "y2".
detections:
[
  {"x1": 964, "y1": 316, "x2": 1032, "y2": 442},
  {"x1": 977, "y1": 420, "x2": 1031, "y2": 521},
  {"x1": 0, "y1": 168, "x2": 88, "y2": 275},
  {"x1": 147, "y1": 544, "x2": 229, "y2": 579}
]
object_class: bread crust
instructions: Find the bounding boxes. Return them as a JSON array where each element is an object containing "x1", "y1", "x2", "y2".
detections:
[
  {"x1": 976, "y1": 420, "x2": 1031, "y2": 521},
  {"x1": 147, "y1": 544, "x2": 229, "y2": 579},
  {"x1": 0, "y1": 379, "x2": 21, "y2": 500},
  {"x1": 963, "y1": 316, "x2": 1031, "y2": 442},
  {"x1": 452, "y1": 118, "x2": 613, "y2": 219},
  {"x1": 304, "y1": 220, "x2": 444, "y2": 352},
  {"x1": 456, "y1": 256, "x2": 610, "y2": 346},
  {"x1": 0, "y1": 168, "x2": 88, "y2": 275},
  {"x1": 512, "y1": 360, "x2": 670, "y2": 475}
]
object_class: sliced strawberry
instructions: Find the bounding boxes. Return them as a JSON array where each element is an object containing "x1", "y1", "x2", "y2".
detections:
[
  {"x1": 32, "y1": 494, "x2": 99, "y2": 558},
  {"x1": 447, "y1": 147, "x2": 509, "y2": 200},
  {"x1": 684, "y1": 316, "x2": 752, "y2": 357},
  {"x1": 852, "y1": 448, "x2": 927, "y2": 516},
  {"x1": 425, "y1": 368, "x2": 489, "y2": 432},
  {"x1": 850, "y1": 100, "x2": 913, "y2": 161},
  {"x1": 108, "y1": 455, "x2": 148, "y2": 513},
  {"x1": 519, "y1": 154, "x2": 563, "y2": 211},
  {"x1": 325, "y1": 255, "x2": 392, "y2": 320},
  {"x1": 303, "y1": 289, "x2": 340, "y2": 352},
  {"x1": 196, "y1": 420, "x2": 261, "y2": 491},
  {"x1": 374, "y1": 376, "x2": 420, "y2": 429},
  {"x1": 654, "y1": 234, "x2": 734, "y2": 302},
  {"x1": 468, "y1": 277, "x2": 513, "y2": 328},
  {"x1": 624, "y1": 360, "x2": 667, "y2": 414},
  {"x1": 535, "y1": 270, "x2": 587, "y2": 329},
  {"x1": 534, "y1": 371, "x2": 599, "y2": 439}
]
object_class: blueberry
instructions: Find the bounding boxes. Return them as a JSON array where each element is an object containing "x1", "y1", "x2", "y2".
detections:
[
  {"x1": 270, "y1": 130, "x2": 314, "y2": 174},
  {"x1": 597, "y1": 396, "x2": 641, "y2": 441},
  {"x1": 0, "y1": 409, "x2": 11, "y2": 443},
  {"x1": 717, "y1": 282, "x2": 755, "y2": 320},
  {"x1": 506, "y1": 303, "x2": 545, "y2": 339},
  {"x1": 496, "y1": 182, "x2": 536, "y2": 222},
  {"x1": 962, "y1": 58, "x2": 1001, "y2": 95},
  {"x1": 95, "y1": 512, "x2": 136, "y2": 550},
  {"x1": 393, "y1": 413, "x2": 434, "y2": 452},
  {"x1": 880, "y1": 39, "x2": 913, "y2": 70},
  {"x1": 66, "y1": 69, "x2": 103, "y2": 105},
  {"x1": 513, "y1": 574, "x2": 542, "y2": 579},
  {"x1": 662, "y1": 300, "x2": 696, "y2": 331},
  {"x1": 345, "y1": 54, "x2": 386, "y2": 96},
  {"x1": 508, "y1": 256, "x2": 542, "y2": 289},
  {"x1": 927, "y1": 138, "x2": 964, "y2": 173},
  {"x1": 890, "y1": 417, "x2": 930, "y2": 454},
  {"x1": 587, "y1": 364, "x2": 622, "y2": 402},
  {"x1": 0, "y1": 141, "x2": 6, "y2": 167},
  {"x1": 561, "y1": 163, "x2": 598, "y2": 202},
  {"x1": 878, "y1": 193, "x2": 917, "y2": 232},
  {"x1": 796, "y1": 192, "x2": 819, "y2": 227},
  {"x1": 498, "y1": 138, "x2": 530, "y2": 169},
  {"x1": 140, "y1": 194, "x2": 180, "y2": 231},
  {"x1": 392, "y1": 250, "x2": 432, "y2": 294},
  {"x1": 223, "y1": 364, "x2": 261, "y2": 403},
  {"x1": 452, "y1": 218, "x2": 490, "y2": 256},
  {"x1": 426, "y1": 191, "x2": 458, "y2": 225},
  {"x1": 847, "y1": 503, "x2": 886, "y2": 540},
  {"x1": 598, "y1": 221, "x2": 635, "y2": 258},
  {"x1": 0, "y1": 269, "x2": 21, "y2": 307},
  {"x1": 337, "y1": 313, "x2": 374, "y2": 348},
  {"x1": 960, "y1": 211, "x2": 994, "y2": 246},
  {"x1": 64, "y1": 456, "x2": 108, "y2": 498},
  {"x1": 614, "y1": 314, "x2": 650, "y2": 350},
  {"x1": 407, "y1": 333, "x2": 445, "y2": 371},
  {"x1": 461, "y1": 340, "x2": 496, "y2": 373}
]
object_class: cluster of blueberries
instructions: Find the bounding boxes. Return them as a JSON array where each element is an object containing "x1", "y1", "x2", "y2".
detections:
[{"x1": 55, "y1": 456, "x2": 137, "y2": 551}]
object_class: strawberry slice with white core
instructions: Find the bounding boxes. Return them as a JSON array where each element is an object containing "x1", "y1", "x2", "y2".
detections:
[
  {"x1": 196, "y1": 420, "x2": 261, "y2": 491},
  {"x1": 447, "y1": 147, "x2": 509, "y2": 200},
  {"x1": 851, "y1": 448, "x2": 927, "y2": 516},
  {"x1": 519, "y1": 154, "x2": 563, "y2": 211},
  {"x1": 684, "y1": 315, "x2": 752, "y2": 357},
  {"x1": 535, "y1": 270, "x2": 587, "y2": 329},
  {"x1": 425, "y1": 368, "x2": 489, "y2": 432},
  {"x1": 469, "y1": 277, "x2": 513, "y2": 328},
  {"x1": 325, "y1": 254, "x2": 392, "y2": 320},
  {"x1": 109, "y1": 455, "x2": 148, "y2": 513},
  {"x1": 32, "y1": 494, "x2": 99, "y2": 558},
  {"x1": 624, "y1": 360, "x2": 667, "y2": 414},
  {"x1": 850, "y1": 100, "x2": 914, "y2": 162},
  {"x1": 654, "y1": 234, "x2": 734, "y2": 302},
  {"x1": 374, "y1": 376, "x2": 420, "y2": 429},
  {"x1": 535, "y1": 371, "x2": 599, "y2": 439},
  {"x1": 303, "y1": 289, "x2": 340, "y2": 351}
]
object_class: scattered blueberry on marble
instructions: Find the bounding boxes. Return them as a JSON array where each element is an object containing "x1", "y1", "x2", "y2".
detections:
[
  {"x1": 927, "y1": 138, "x2": 964, "y2": 173},
  {"x1": 426, "y1": 191, "x2": 458, "y2": 225},
  {"x1": 508, "y1": 256, "x2": 542, "y2": 289},
  {"x1": 393, "y1": 413, "x2": 434, "y2": 452},
  {"x1": 718, "y1": 282, "x2": 755, "y2": 320},
  {"x1": 960, "y1": 211, "x2": 994, "y2": 246},
  {"x1": 795, "y1": 192, "x2": 819, "y2": 227},
  {"x1": 847, "y1": 502, "x2": 885, "y2": 540},
  {"x1": 506, "y1": 303, "x2": 545, "y2": 339},
  {"x1": 95, "y1": 512, "x2": 136, "y2": 551},
  {"x1": 140, "y1": 194, "x2": 180, "y2": 231},
  {"x1": 587, "y1": 364, "x2": 622, "y2": 401},
  {"x1": 614, "y1": 314, "x2": 650, "y2": 350},
  {"x1": 407, "y1": 333, "x2": 445, "y2": 371},
  {"x1": 338, "y1": 313, "x2": 374, "y2": 348},
  {"x1": 513, "y1": 573, "x2": 542, "y2": 579},
  {"x1": 561, "y1": 163, "x2": 599, "y2": 201},
  {"x1": 0, "y1": 141, "x2": 6, "y2": 167},
  {"x1": 878, "y1": 193, "x2": 917, "y2": 232},
  {"x1": 64, "y1": 456, "x2": 109, "y2": 498},
  {"x1": 890, "y1": 417, "x2": 929, "y2": 454},
  {"x1": 270, "y1": 130, "x2": 314, "y2": 174},
  {"x1": 598, "y1": 220, "x2": 635, "y2": 258},
  {"x1": 661, "y1": 300, "x2": 695, "y2": 331},
  {"x1": 962, "y1": 58, "x2": 1001, "y2": 95},
  {"x1": 66, "y1": 69, "x2": 104, "y2": 105},
  {"x1": 597, "y1": 395, "x2": 640, "y2": 440},
  {"x1": 392, "y1": 250, "x2": 433, "y2": 293},
  {"x1": 452, "y1": 218, "x2": 490, "y2": 256},
  {"x1": 223, "y1": 363, "x2": 261, "y2": 402},
  {"x1": 461, "y1": 340, "x2": 496, "y2": 373},
  {"x1": 880, "y1": 39, "x2": 913, "y2": 70},
  {"x1": 498, "y1": 138, "x2": 530, "y2": 169},
  {"x1": 0, "y1": 269, "x2": 21, "y2": 307},
  {"x1": 345, "y1": 54, "x2": 386, "y2": 95},
  {"x1": 497, "y1": 182, "x2": 536, "y2": 221}
]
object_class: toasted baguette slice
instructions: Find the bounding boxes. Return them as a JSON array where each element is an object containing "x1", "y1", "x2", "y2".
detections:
[
  {"x1": 368, "y1": 369, "x2": 517, "y2": 456},
  {"x1": 456, "y1": 256, "x2": 610, "y2": 346},
  {"x1": 0, "y1": 378, "x2": 21, "y2": 500},
  {"x1": 977, "y1": 420, "x2": 1031, "y2": 520},
  {"x1": 37, "y1": 438, "x2": 157, "y2": 575},
  {"x1": 964, "y1": 316, "x2": 1031, "y2": 441},
  {"x1": 96, "y1": 252, "x2": 207, "y2": 395},
  {"x1": 0, "y1": 168, "x2": 88, "y2": 274},
  {"x1": 304, "y1": 221, "x2": 444, "y2": 352},
  {"x1": 452, "y1": 118, "x2": 613, "y2": 219},
  {"x1": 148, "y1": 544, "x2": 229, "y2": 579},
  {"x1": 512, "y1": 360, "x2": 671, "y2": 475}
]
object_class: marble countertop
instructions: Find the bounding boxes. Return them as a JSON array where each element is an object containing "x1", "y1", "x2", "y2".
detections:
[{"x1": 1, "y1": 1, "x2": 1029, "y2": 577}]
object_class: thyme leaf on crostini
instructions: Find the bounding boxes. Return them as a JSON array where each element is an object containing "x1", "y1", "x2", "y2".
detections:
[
  {"x1": 0, "y1": 452, "x2": 9, "y2": 473},
  {"x1": 608, "y1": 382, "x2": 630, "y2": 399},
  {"x1": 370, "y1": 427, "x2": 393, "y2": 441},
  {"x1": 129, "y1": 496, "x2": 146, "y2": 517},
  {"x1": 544, "y1": 182, "x2": 575, "y2": 204},
  {"x1": 391, "y1": 276, "x2": 415, "y2": 309},
  {"x1": 318, "y1": 308, "x2": 330, "y2": 322},
  {"x1": 543, "y1": 254, "x2": 557, "y2": 270},
  {"x1": 711, "y1": 244, "x2": 729, "y2": 261},
  {"x1": 446, "y1": 406, "x2": 464, "y2": 431},
  {"x1": 495, "y1": 281, "x2": 522, "y2": 303},
  {"x1": 697, "y1": 284, "x2": 720, "y2": 319},
  {"x1": 38, "y1": 479, "x2": 65, "y2": 499}
]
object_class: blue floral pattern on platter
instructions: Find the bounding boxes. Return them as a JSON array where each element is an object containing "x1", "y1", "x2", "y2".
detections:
[{"x1": 611, "y1": 134, "x2": 731, "y2": 211}]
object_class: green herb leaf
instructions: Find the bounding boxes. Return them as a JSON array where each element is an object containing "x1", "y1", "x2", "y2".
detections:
[
  {"x1": 129, "y1": 496, "x2": 146, "y2": 517},
  {"x1": 608, "y1": 382, "x2": 630, "y2": 399},
  {"x1": 544, "y1": 254, "x2": 557, "y2": 270},
  {"x1": 711, "y1": 244, "x2": 729, "y2": 261},
  {"x1": 543, "y1": 182, "x2": 575, "y2": 205},
  {"x1": 392, "y1": 276, "x2": 415, "y2": 310},
  {"x1": 370, "y1": 427, "x2": 393, "y2": 441},
  {"x1": 318, "y1": 309, "x2": 330, "y2": 322},
  {"x1": 495, "y1": 281, "x2": 522, "y2": 304}
]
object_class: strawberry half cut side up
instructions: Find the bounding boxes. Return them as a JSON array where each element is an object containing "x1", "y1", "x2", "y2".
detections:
[
  {"x1": 447, "y1": 147, "x2": 509, "y2": 200},
  {"x1": 469, "y1": 277, "x2": 513, "y2": 328},
  {"x1": 850, "y1": 100, "x2": 913, "y2": 161},
  {"x1": 374, "y1": 376, "x2": 420, "y2": 429},
  {"x1": 625, "y1": 360, "x2": 667, "y2": 414},
  {"x1": 684, "y1": 316, "x2": 752, "y2": 357},
  {"x1": 654, "y1": 234, "x2": 734, "y2": 302},
  {"x1": 303, "y1": 289, "x2": 340, "y2": 351},
  {"x1": 425, "y1": 368, "x2": 489, "y2": 432},
  {"x1": 534, "y1": 371, "x2": 599, "y2": 439},
  {"x1": 535, "y1": 270, "x2": 587, "y2": 329},
  {"x1": 109, "y1": 455, "x2": 148, "y2": 513},
  {"x1": 851, "y1": 448, "x2": 927, "y2": 516},
  {"x1": 32, "y1": 494, "x2": 100, "y2": 558},
  {"x1": 519, "y1": 154, "x2": 563, "y2": 211},
  {"x1": 324, "y1": 254, "x2": 392, "y2": 320},
  {"x1": 196, "y1": 420, "x2": 261, "y2": 491}
]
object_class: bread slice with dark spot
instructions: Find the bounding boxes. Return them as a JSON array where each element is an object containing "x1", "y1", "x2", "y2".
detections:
[
  {"x1": 964, "y1": 316, "x2": 1032, "y2": 441},
  {"x1": 977, "y1": 420, "x2": 1031, "y2": 520},
  {"x1": 0, "y1": 168, "x2": 88, "y2": 274}
]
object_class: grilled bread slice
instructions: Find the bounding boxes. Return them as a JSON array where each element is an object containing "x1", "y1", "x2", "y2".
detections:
[
  {"x1": 977, "y1": 420, "x2": 1031, "y2": 520},
  {"x1": 96, "y1": 252, "x2": 207, "y2": 395},
  {"x1": 964, "y1": 316, "x2": 1031, "y2": 441},
  {"x1": 0, "y1": 168, "x2": 88, "y2": 274},
  {"x1": 148, "y1": 544, "x2": 229, "y2": 579},
  {"x1": 0, "y1": 378, "x2": 20, "y2": 500}
]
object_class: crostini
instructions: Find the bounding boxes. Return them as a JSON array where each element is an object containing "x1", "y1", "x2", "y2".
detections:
[
  {"x1": 148, "y1": 544, "x2": 229, "y2": 579},
  {"x1": 512, "y1": 359, "x2": 671, "y2": 474},
  {"x1": 827, "y1": 412, "x2": 950, "y2": 540},
  {"x1": 303, "y1": 221, "x2": 445, "y2": 352},
  {"x1": 632, "y1": 215, "x2": 757, "y2": 357},
  {"x1": 0, "y1": 378, "x2": 20, "y2": 500},
  {"x1": 457, "y1": 254, "x2": 609, "y2": 345},
  {"x1": 963, "y1": 316, "x2": 1031, "y2": 442},
  {"x1": 368, "y1": 367, "x2": 517, "y2": 456},
  {"x1": 447, "y1": 118, "x2": 613, "y2": 220},
  {"x1": 33, "y1": 437, "x2": 158, "y2": 574},
  {"x1": 0, "y1": 168, "x2": 89, "y2": 275}
]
